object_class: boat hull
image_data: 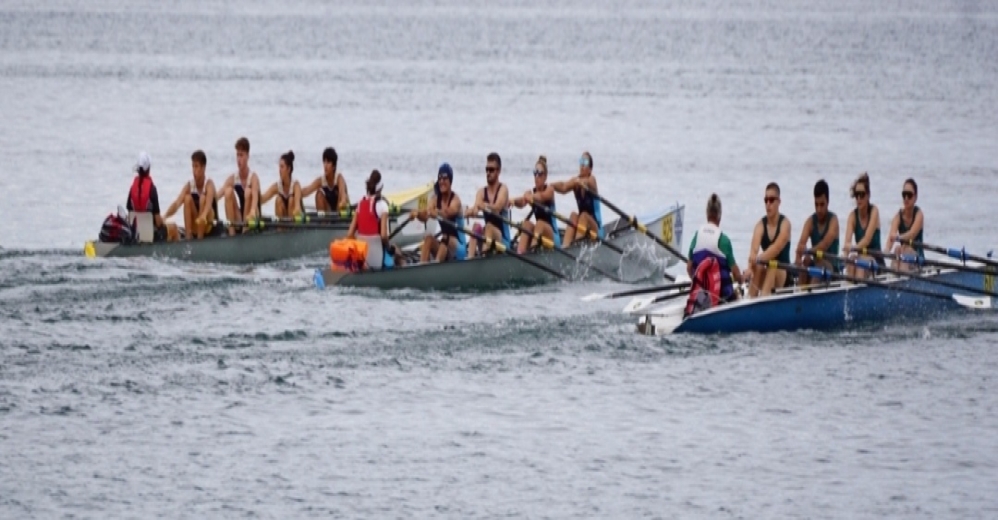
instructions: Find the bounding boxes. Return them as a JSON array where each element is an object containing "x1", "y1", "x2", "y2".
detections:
[
  {"x1": 637, "y1": 268, "x2": 993, "y2": 335},
  {"x1": 85, "y1": 184, "x2": 432, "y2": 264},
  {"x1": 316, "y1": 204, "x2": 685, "y2": 290}
]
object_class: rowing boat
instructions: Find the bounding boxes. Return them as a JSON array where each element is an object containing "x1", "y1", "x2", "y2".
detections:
[
  {"x1": 314, "y1": 204, "x2": 685, "y2": 290},
  {"x1": 634, "y1": 264, "x2": 995, "y2": 335},
  {"x1": 83, "y1": 184, "x2": 433, "y2": 264}
]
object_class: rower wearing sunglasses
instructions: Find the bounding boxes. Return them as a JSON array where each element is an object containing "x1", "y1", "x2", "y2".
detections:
[
  {"x1": 885, "y1": 178, "x2": 924, "y2": 271},
  {"x1": 511, "y1": 156, "x2": 560, "y2": 254},
  {"x1": 745, "y1": 182, "x2": 792, "y2": 297},
  {"x1": 464, "y1": 152, "x2": 510, "y2": 257},
  {"x1": 843, "y1": 172, "x2": 883, "y2": 279},
  {"x1": 552, "y1": 151, "x2": 602, "y2": 249},
  {"x1": 410, "y1": 163, "x2": 466, "y2": 263}
]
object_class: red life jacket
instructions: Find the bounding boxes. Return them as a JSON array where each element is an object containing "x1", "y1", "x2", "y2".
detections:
[
  {"x1": 356, "y1": 195, "x2": 381, "y2": 236},
  {"x1": 684, "y1": 257, "x2": 722, "y2": 318},
  {"x1": 129, "y1": 175, "x2": 153, "y2": 212}
]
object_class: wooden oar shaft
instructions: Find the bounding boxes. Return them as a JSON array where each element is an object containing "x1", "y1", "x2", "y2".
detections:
[
  {"x1": 531, "y1": 203, "x2": 625, "y2": 255},
  {"x1": 809, "y1": 251, "x2": 998, "y2": 298},
  {"x1": 902, "y1": 240, "x2": 998, "y2": 269},
  {"x1": 481, "y1": 209, "x2": 623, "y2": 282},
  {"x1": 581, "y1": 187, "x2": 689, "y2": 263},
  {"x1": 387, "y1": 216, "x2": 415, "y2": 241},
  {"x1": 435, "y1": 217, "x2": 567, "y2": 280},
  {"x1": 760, "y1": 260, "x2": 964, "y2": 302}
]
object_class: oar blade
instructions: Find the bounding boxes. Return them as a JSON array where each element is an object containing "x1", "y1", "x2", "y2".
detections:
[
  {"x1": 953, "y1": 294, "x2": 994, "y2": 310},
  {"x1": 581, "y1": 292, "x2": 609, "y2": 302}
]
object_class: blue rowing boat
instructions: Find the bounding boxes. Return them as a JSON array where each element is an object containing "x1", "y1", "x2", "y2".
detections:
[{"x1": 636, "y1": 266, "x2": 995, "y2": 335}]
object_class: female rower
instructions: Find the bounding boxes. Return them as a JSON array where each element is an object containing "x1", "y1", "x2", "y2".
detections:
[
  {"x1": 843, "y1": 172, "x2": 882, "y2": 278},
  {"x1": 347, "y1": 170, "x2": 402, "y2": 269},
  {"x1": 512, "y1": 156, "x2": 560, "y2": 254},
  {"x1": 552, "y1": 151, "x2": 602, "y2": 248},
  {"x1": 411, "y1": 163, "x2": 465, "y2": 263},
  {"x1": 885, "y1": 178, "x2": 924, "y2": 272},
  {"x1": 260, "y1": 150, "x2": 303, "y2": 219}
]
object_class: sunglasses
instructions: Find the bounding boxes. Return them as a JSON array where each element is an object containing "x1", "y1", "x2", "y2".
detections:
[
  {"x1": 533, "y1": 169, "x2": 545, "y2": 177},
  {"x1": 901, "y1": 190, "x2": 914, "y2": 200},
  {"x1": 579, "y1": 157, "x2": 591, "y2": 167},
  {"x1": 438, "y1": 175, "x2": 451, "y2": 181},
  {"x1": 485, "y1": 166, "x2": 497, "y2": 174},
  {"x1": 854, "y1": 190, "x2": 868, "y2": 199},
  {"x1": 764, "y1": 196, "x2": 779, "y2": 204}
]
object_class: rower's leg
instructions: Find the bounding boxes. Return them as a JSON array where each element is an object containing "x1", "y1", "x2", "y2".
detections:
[
  {"x1": 578, "y1": 213, "x2": 599, "y2": 241},
  {"x1": 895, "y1": 246, "x2": 916, "y2": 272},
  {"x1": 291, "y1": 184, "x2": 303, "y2": 217},
  {"x1": 275, "y1": 197, "x2": 288, "y2": 220},
  {"x1": 760, "y1": 268, "x2": 781, "y2": 296},
  {"x1": 563, "y1": 212, "x2": 579, "y2": 248},
  {"x1": 517, "y1": 221, "x2": 535, "y2": 254},
  {"x1": 466, "y1": 235, "x2": 479, "y2": 258},
  {"x1": 798, "y1": 256, "x2": 813, "y2": 285},
  {"x1": 197, "y1": 206, "x2": 216, "y2": 240},
  {"x1": 535, "y1": 221, "x2": 555, "y2": 249},
  {"x1": 166, "y1": 223, "x2": 181, "y2": 242},
  {"x1": 420, "y1": 235, "x2": 434, "y2": 264},
  {"x1": 748, "y1": 265, "x2": 764, "y2": 297},
  {"x1": 315, "y1": 192, "x2": 330, "y2": 213},
  {"x1": 224, "y1": 191, "x2": 239, "y2": 236},
  {"x1": 435, "y1": 237, "x2": 451, "y2": 263},
  {"x1": 182, "y1": 195, "x2": 195, "y2": 240}
]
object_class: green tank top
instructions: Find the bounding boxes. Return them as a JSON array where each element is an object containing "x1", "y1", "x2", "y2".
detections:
[
  {"x1": 760, "y1": 214, "x2": 791, "y2": 264},
  {"x1": 898, "y1": 206, "x2": 924, "y2": 258},
  {"x1": 809, "y1": 212, "x2": 839, "y2": 255},
  {"x1": 852, "y1": 205, "x2": 881, "y2": 252}
]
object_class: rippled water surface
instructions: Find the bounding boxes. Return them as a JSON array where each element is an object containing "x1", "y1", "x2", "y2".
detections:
[{"x1": 2, "y1": 0, "x2": 998, "y2": 517}]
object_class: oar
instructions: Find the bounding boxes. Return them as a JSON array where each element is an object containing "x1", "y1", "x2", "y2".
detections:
[
  {"x1": 760, "y1": 260, "x2": 991, "y2": 309},
  {"x1": 900, "y1": 240, "x2": 998, "y2": 269},
  {"x1": 582, "y1": 281, "x2": 692, "y2": 302},
  {"x1": 817, "y1": 248, "x2": 996, "y2": 276},
  {"x1": 581, "y1": 186, "x2": 689, "y2": 263},
  {"x1": 480, "y1": 209, "x2": 624, "y2": 282},
  {"x1": 435, "y1": 217, "x2": 568, "y2": 281},
  {"x1": 623, "y1": 287, "x2": 692, "y2": 314},
  {"x1": 531, "y1": 203, "x2": 625, "y2": 255},
  {"x1": 387, "y1": 215, "x2": 416, "y2": 241},
  {"x1": 808, "y1": 251, "x2": 998, "y2": 299}
]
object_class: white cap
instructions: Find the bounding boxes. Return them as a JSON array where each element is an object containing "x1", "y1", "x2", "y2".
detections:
[{"x1": 134, "y1": 151, "x2": 151, "y2": 173}]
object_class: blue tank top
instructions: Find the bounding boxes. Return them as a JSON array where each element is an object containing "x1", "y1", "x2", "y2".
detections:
[
  {"x1": 852, "y1": 205, "x2": 881, "y2": 252},
  {"x1": 436, "y1": 192, "x2": 466, "y2": 245},
  {"x1": 760, "y1": 215, "x2": 791, "y2": 264},
  {"x1": 898, "y1": 206, "x2": 923, "y2": 258}
]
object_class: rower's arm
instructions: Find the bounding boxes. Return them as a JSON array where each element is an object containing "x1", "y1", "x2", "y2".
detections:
[
  {"x1": 380, "y1": 212, "x2": 390, "y2": 240},
  {"x1": 535, "y1": 185, "x2": 555, "y2": 205},
  {"x1": 259, "y1": 183, "x2": 278, "y2": 205},
  {"x1": 466, "y1": 188, "x2": 485, "y2": 217},
  {"x1": 346, "y1": 212, "x2": 359, "y2": 239},
  {"x1": 337, "y1": 174, "x2": 350, "y2": 210},
  {"x1": 794, "y1": 218, "x2": 813, "y2": 262},
  {"x1": 215, "y1": 176, "x2": 232, "y2": 200},
  {"x1": 855, "y1": 206, "x2": 880, "y2": 249},
  {"x1": 163, "y1": 183, "x2": 191, "y2": 220},
  {"x1": 491, "y1": 185, "x2": 509, "y2": 213},
  {"x1": 551, "y1": 178, "x2": 576, "y2": 194},
  {"x1": 813, "y1": 215, "x2": 839, "y2": 254},
  {"x1": 843, "y1": 212, "x2": 856, "y2": 250},
  {"x1": 443, "y1": 195, "x2": 462, "y2": 220},
  {"x1": 244, "y1": 174, "x2": 261, "y2": 220},
  {"x1": 760, "y1": 218, "x2": 791, "y2": 262},
  {"x1": 299, "y1": 177, "x2": 322, "y2": 198},
  {"x1": 747, "y1": 222, "x2": 763, "y2": 266},
  {"x1": 198, "y1": 181, "x2": 217, "y2": 221}
]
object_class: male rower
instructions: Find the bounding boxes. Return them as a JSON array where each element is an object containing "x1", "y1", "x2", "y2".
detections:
[
  {"x1": 260, "y1": 150, "x2": 304, "y2": 218},
  {"x1": 464, "y1": 152, "x2": 510, "y2": 257},
  {"x1": 410, "y1": 163, "x2": 465, "y2": 263},
  {"x1": 125, "y1": 151, "x2": 172, "y2": 242},
  {"x1": 301, "y1": 147, "x2": 350, "y2": 213},
  {"x1": 687, "y1": 194, "x2": 743, "y2": 304},
  {"x1": 552, "y1": 151, "x2": 602, "y2": 248},
  {"x1": 794, "y1": 179, "x2": 840, "y2": 284},
  {"x1": 512, "y1": 156, "x2": 559, "y2": 254},
  {"x1": 746, "y1": 182, "x2": 792, "y2": 297},
  {"x1": 161, "y1": 150, "x2": 222, "y2": 240},
  {"x1": 217, "y1": 137, "x2": 261, "y2": 235}
]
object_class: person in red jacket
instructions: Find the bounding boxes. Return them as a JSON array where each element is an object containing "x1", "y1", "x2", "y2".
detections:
[{"x1": 125, "y1": 151, "x2": 170, "y2": 242}]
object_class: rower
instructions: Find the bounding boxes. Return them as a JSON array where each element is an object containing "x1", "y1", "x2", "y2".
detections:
[
  {"x1": 552, "y1": 151, "x2": 602, "y2": 248},
  {"x1": 162, "y1": 150, "x2": 222, "y2": 240},
  {"x1": 746, "y1": 182, "x2": 792, "y2": 297},
  {"x1": 464, "y1": 152, "x2": 510, "y2": 257},
  {"x1": 217, "y1": 137, "x2": 261, "y2": 235},
  {"x1": 794, "y1": 179, "x2": 841, "y2": 284},
  {"x1": 301, "y1": 147, "x2": 350, "y2": 213},
  {"x1": 511, "y1": 156, "x2": 560, "y2": 254},
  {"x1": 842, "y1": 172, "x2": 882, "y2": 278},
  {"x1": 347, "y1": 170, "x2": 402, "y2": 269},
  {"x1": 411, "y1": 163, "x2": 466, "y2": 263},
  {"x1": 260, "y1": 150, "x2": 304, "y2": 219},
  {"x1": 687, "y1": 194, "x2": 743, "y2": 306},
  {"x1": 885, "y1": 178, "x2": 924, "y2": 272},
  {"x1": 125, "y1": 151, "x2": 171, "y2": 242}
]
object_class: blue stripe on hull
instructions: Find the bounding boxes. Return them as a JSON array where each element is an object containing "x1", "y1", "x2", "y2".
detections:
[{"x1": 675, "y1": 270, "x2": 987, "y2": 334}]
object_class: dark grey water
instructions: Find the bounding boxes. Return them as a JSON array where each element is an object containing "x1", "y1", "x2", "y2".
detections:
[{"x1": 2, "y1": 0, "x2": 998, "y2": 517}]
